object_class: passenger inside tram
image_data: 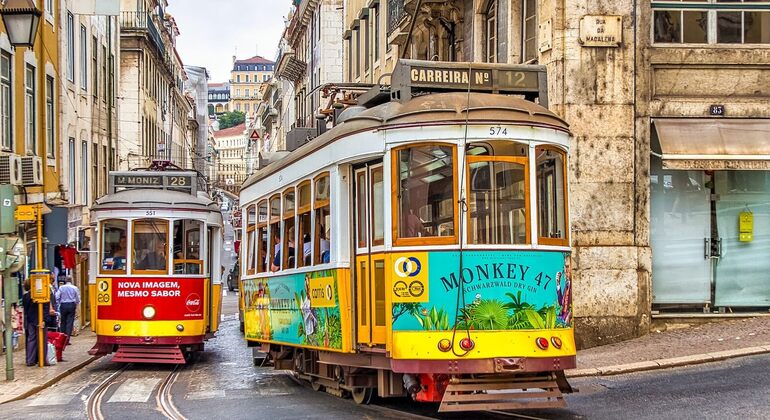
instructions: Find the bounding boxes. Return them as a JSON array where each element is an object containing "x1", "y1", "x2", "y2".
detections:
[
  {"x1": 101, "y1": 220, "x2": 128, "y2": 272},
  {"x1": 133, "y1": 219, "x2": 169, "y2": 272},
  {"x1": 271, "y1": 227, "x2": 295, "y2": 271}
]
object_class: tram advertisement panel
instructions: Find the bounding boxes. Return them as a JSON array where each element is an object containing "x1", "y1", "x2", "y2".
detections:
[
  {"x1": 242, "y1": 270, "x2": 343, "y2": 350},
  {"x1": 391, "y1": 251, "x2": 572, "y2": 331},
  {"x1": 96, "y1": 277, "x2": 205, "y2": 320}
]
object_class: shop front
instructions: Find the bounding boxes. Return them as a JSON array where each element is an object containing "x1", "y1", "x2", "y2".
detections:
[{"x1": 650, "y1": 118, "x2": 770, "y2": 311}]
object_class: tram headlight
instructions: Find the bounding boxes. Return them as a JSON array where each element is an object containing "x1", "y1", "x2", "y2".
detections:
[
  {"x1": 142, "y1": 305, "x2": 156, "y2": 320},
  {"x1": 176, "y1": 324, "x2": 184, "y2": 332},
  {"x1": 113, "y1": 324, "x2": 121, "y2": 332}
]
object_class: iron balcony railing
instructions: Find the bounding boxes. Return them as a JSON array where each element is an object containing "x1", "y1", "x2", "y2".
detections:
[
  {"x1": 119, "y1": 11, "x2": 166, "y2": 56},
  {"x1": 387, "y1": 0, "x2": 407, "y2": 34}
]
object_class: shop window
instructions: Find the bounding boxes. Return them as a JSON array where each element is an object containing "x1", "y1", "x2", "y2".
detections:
[
  {"x1": 100, "y1": 219, "x2": 127, "y2": 273},
  {"x1": 246, "y1": 205, "x2": 256, "y2": 274},
  {"x1": 536, "y1": 147, "x2": 568, "y2": 246},
  {"x1": 268, "y1": 195, "x2": 281, "y2": 271},
  {"x1": 132, "y1": 219, "x2": 169, "y2": 274},
  {"x1": 297, "y1": 181, "x2": 312, "y2": 267},
  {"x1": 314, "y1": 173, "x2": 331, "y2": 264},
  {"x1": 653, "y1": 1, "x2": 769, "y2": 44},
  {"x1": 394, "y1": 144, "x2": 457, "y2": 245},
  {"x1": 283, "y1": 188, "x2": 296, "y2": 270},
  {"x1": 172, "y1": 219, "x2": 203, "y2": 275},
  {"x1": 256, "y1": 200, "x2": 268, "y2": 273}
]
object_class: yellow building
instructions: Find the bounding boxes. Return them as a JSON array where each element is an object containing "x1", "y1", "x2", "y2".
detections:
[
  {"x1": 229, "y1": 55, "x2": 274, "y2": 118},
  {"x1": 0, "y1": 0, "x2": 62, "y2": 269}
]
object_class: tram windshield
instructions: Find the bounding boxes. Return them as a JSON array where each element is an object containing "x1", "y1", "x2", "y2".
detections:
[
  {"x1": 133, "y1": 219, "x2": 169, "y2": 273},
  {"x1": 101, "y1": 219, "x2": 128, "y2": 273},
  {"x1": 173, "y1": 219, "x2": 203, "y2": 275}
]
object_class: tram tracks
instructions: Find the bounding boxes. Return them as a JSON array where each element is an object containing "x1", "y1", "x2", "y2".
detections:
[{"x1": 85, "y1": 363, "x2": 187, "y2": 420}]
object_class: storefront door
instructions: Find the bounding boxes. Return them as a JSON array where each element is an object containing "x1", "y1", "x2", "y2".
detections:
[{"x1": 651, "y1": 156, "x2": 770, "y2": 309}]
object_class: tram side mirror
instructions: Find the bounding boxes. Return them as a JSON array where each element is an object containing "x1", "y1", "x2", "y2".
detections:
[{"x1": 77, "y1": 226, "x2": 96, "y2": 253}]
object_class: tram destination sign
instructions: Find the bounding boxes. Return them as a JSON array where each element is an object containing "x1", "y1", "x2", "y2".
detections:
[
  {"x1": 109, "y1": 172, "x2": 197, "y2": 195},
  {"x1": 391, "y1": 59, "x2": 548, "y2": 106}
]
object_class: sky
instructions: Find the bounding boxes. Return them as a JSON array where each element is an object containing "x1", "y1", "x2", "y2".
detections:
[{"x1": 167, "y1": 0, "x2": 290, "y2": 83}]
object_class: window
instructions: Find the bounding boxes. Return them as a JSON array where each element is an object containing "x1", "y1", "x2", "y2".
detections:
[
  {"x1": 372, "y1": 5, "x2": 380, "y2": 60},
  {"x1": 653, "y1": 0, "x2": 770, "y2": 44},
  {"x1": 467, "y1": 147, "x2": 529, "y2": 245},
  {"x1": 245, "y1": 88, "x2": 250, "y2": 97},
  {"x1": 25, "y1": 66, "x2": 35, "y2": 155},
  {"x1": 92, "y1": 36, "x2": 98, "y2": 97},
  {"x1": 80, "y1": 25, "x2": 87, "y2": 89},
  {"x1": 371, "y1": 167, "x2": 385, "y2": 246},
  {"x1": 66, "y1": 12, "x2": 74, "y2": 81},
  {"x1": 297, "y1": 181, "x2": 312, "y2": 267},
  {"x1": 364, "y1": 15, "x2": 370, "y2": 72},
  {"x1": 68, "y1": 139, "x2": 75, "y2": 202},
  {"x1": 263, "y1": 74, "x2": 269, "y2": 82},
  {"x1": 354, "y1": 29, "x2": 361, "y2": 79},
  {"x1": 245, "y1": 74, "x2": 249, "y2": 83},
  {"x1": 236, "y1": 75, "x2": 241, "y2": 83},
  {"x1": 347, "y1": 38, "x2": 353, "y2": 81},
  {"x1": 81, "y1": 141, "x2": 88, "y2": 204},
  {"x1": 173, "y1": 219, "x2": 203, "y2": 275},
  {"x1": 537, "y1": 147, "x2": 568, "y2": 245},
  {"x1": 522, "y1": 0, "x2": 537, "y2": 62},
  {"x1": 268, "y1": 195, "x2": 281, "y2": 271},
  {"x1": 132, "y1": 219, "x2": 169, "y2": 273},
  {"x1": 247, "y1": 205, "x2": 256, "y2": 274},
  {"x1": 46, "y1": 76, "x2": 54, "y2": 158},
  {"x1": 394, "y1": 144, "x2": 457, "y2": 245},
  {"x1": 102, "y1": 46, "x2": 107, "y2": 101},
  {"x1": 356, "y1": 170, "x2": 368, "y2": 249},
  {"x1": 100, "y1": 220, "x2": 128, "y2": 273},
  {"x1": 45, "y1": 0, "x2": 53, "y2": 16},
  {"x1": 484, "y1": 0, "x2": 498, "y2": 63},
  {"x1": 283, "y1": 188, "x2": 296, "y2": 270},
  {"x1": 313, "y1": 173, "x2": 331, "y2": 264},
  {"x1": 1, "y1": 52, "x2": 11, "y2": 151}
]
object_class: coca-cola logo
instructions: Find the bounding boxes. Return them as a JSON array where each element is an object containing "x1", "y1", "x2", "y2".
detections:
[{"x1": 185, "y1": 293, "x2": 202, "y2": 313}]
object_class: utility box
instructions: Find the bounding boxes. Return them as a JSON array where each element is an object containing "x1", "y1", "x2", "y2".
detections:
[{"x1": 0, "y1": 185, "x2": 16, "y2": 234}]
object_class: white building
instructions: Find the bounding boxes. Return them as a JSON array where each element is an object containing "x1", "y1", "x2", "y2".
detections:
[{"x1": 213, "y1": 122, "x2": 248, "y2": 195}]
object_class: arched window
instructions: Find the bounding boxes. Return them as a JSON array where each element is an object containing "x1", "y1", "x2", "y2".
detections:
[{"x1": 484, "y1": 0, "x2": 498, "y2": 63}]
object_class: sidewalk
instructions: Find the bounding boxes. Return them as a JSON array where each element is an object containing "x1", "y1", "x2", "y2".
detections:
[
  {"x1": 567, "y1": 316, "x2": 770, "y2": 377},
  {"x1": 0, "y1": 327, "x2": 98, "y2": 404}
]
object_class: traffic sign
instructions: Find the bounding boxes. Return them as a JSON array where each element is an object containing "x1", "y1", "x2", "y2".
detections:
[{"x1": 249, "y1": 129, "x2": 260, "y2": 140}]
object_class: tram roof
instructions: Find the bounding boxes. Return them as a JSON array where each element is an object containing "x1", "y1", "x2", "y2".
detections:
[
  {"x1": 92, "y1": 188, "x2": 219, "y2": 212},
  {"x1": 242, "y1": 92, "x2": 569, "y2": 189}
]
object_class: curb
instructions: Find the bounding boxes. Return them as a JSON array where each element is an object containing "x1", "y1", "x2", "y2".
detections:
[
  {"x1": 566, "y1": 344, "x2": 770, "y2": 378},
  {"x1": 0, "y1": 355, "x2": 101, "y2": 405}
]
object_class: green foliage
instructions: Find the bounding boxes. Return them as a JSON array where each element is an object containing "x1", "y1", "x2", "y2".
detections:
[
  {"x1": 470, "y1": 299, "x2": 509, "y2": 330},
  {"x1": 218, "y1": 111, "x2": 245, "y2": 129},
  {"x1": 414, "y1": 306, "x2": 451, "y2": 331},
  {"x1": 392, "y1": 303, "x2": 423, "y2": 324},
  {"x1": 503, "y1": 291, "x2": 534, "y2": 312}
]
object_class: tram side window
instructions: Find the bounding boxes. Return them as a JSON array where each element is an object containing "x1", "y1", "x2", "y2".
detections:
[
  {"x1": 246, "y1": 205, "x2": 256, "y2": 275},
  {"x1": 314, "y1": 173, "x2": 331, "y2": 265},
  {"x1": 256, "y1": 200, "x2": 268, "y2": 273},
  {"x1": 268, "y1": 195, "x2": 282, "y2": 271},
  {"x1": 297, "y1": 182, "x2": 312, "y2": 267},
  {"x1": 395, "y1": 144, "x2": 456, "y2": 244},
  {"x1": 172, "y1": 219, "x2": 203, "y2": 275},
  {"x1": 283, "y1": 189, "x2": 296, "y2": 270},
  {"x1": 101, "y1": 219, "x2": 128, "y2": 273},
  {"x1": 133, "y1": 219, "x2": 169, "y2": 273},
  {"x1": 536, "y1": 147, "x2": 568, "y2": 245}
]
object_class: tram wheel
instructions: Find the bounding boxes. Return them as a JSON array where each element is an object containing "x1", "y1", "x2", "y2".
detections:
[
  {"x1": 351, "y1": 387, "x2": 374, "y2": 405},
  {"x1": 311, "y1": 381, "x2": 324, "y2": 392}
]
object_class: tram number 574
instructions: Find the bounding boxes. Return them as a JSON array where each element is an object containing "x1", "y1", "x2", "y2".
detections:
[{"x1": 489, "y1": 126, "x2": 508, "y2": 136}]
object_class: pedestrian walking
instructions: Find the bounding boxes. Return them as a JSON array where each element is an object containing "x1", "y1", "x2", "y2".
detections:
[
  {"x1": 58, "y1": 279, "x2": 80, "y2": 343},
  {"x1": 21, "y1": 280, "x2": 49, "y2": 366}
]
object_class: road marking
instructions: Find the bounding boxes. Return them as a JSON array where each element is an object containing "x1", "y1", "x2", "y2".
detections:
[
  {"x1": 184, "y1": 390, "x2": 226, "y2": 400},
  {"x1": 27, "y1": 391, "x2": 78, "y2": 407},
  {"x1": 108, "y1": 378, "x2": 161, "y2": 403}
]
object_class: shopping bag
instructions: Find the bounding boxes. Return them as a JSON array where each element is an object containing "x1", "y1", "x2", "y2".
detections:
[{"x1": 46, "y1": 342, "x2": 57, "y2": 365}]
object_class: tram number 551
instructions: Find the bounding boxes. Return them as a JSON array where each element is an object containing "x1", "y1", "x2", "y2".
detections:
[{"x1": 489, "y1": 126, "x2": 508, "y2": 136}]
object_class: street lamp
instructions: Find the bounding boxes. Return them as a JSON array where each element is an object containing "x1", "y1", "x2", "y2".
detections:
[{"x1": 0, "y1": 0, "x2": 41, "y2": 48}]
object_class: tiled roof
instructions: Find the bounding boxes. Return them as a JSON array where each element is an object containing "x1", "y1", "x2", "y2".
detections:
[
  {"x1": 214, "y1": 123, "x2": 246, "y2": 138},
  {"x1": 234, "y1": 55, "x2": 275, "y2": 65}
]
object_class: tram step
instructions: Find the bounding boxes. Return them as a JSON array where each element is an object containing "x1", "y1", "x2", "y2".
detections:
[
  {"x1": 438, "y1": 374, "x2": 566, "y2": 412},
  {"x1": 112, "y1": 345, "x2": 186, "y2": 364}
]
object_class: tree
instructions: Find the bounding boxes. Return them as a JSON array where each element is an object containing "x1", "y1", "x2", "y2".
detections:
[{"x1": 218, "y1": 111, "x2": 245, "y2": 129}]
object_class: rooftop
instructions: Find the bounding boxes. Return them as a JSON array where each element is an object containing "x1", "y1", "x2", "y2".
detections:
[
  {"x1": 214, "y1": 123, "x2": 246, "y2": 138},
  {"x1": 234, "y1": 55, "x2": 275, "y2": 66}
]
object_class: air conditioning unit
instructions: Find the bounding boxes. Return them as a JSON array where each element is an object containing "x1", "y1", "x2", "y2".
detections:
[
  {"x1": 20, "y1": 156, "x2": 43, "y2": 186},
  {"x1": 0, "y1": 154, "x2": 22, "y2": 185}
]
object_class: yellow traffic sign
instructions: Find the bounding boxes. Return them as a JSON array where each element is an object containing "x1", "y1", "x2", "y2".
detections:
[{"x1": 14, "y1": 204, "x2": 37, "y2": 222}]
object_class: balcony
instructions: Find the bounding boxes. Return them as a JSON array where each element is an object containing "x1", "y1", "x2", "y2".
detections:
[
  {"x1": 387, "y1": 0, "x2": 407, "y2": 34},
  {"x1": 120, "y1": 11, "x2": 166, "y2": 57}
]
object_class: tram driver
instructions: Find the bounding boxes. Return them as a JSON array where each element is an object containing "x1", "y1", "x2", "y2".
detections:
[{"x1": 136, "y1": 239, "x2": 168, "y2": 271}]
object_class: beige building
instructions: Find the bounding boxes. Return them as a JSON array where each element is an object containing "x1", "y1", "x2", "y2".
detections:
[
  {"x1": 339, "y1": 1, "x2": 770, "y2": 347},
  {"x1": 229, "y1": 55, "x2": 274, "y2": 118},
  {"x1": 117, "y1": 0, "x2": 192, "y2": 170},
  {"x1": 213, "y1": 122, "x2": 248, "y2": 195}
]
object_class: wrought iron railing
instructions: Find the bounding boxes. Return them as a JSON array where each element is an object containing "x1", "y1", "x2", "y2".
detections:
[
  {"x1": 387, "y1": 0, "x2": 407, "y2": 34},
  {"x1": 119, "y1": 11, "x2": 166, "y2": 56}
]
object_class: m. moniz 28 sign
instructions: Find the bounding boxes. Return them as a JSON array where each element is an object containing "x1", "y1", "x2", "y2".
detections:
[
  {"x1": 108, "y1": 171, "x2": 198, "y2": 195},
  {"x1": 391, "y1": 59, "x2": 549, "y2": 105}
]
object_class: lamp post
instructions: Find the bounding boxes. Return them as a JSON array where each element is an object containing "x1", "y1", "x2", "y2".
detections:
[{"x1": 0, "y1": 0, "x2": 41, "y2": 48}]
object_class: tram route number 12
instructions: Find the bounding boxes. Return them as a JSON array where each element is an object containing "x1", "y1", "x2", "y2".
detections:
[{"x1": 489, "y1": 126, "x2": 508, "y2": 136}]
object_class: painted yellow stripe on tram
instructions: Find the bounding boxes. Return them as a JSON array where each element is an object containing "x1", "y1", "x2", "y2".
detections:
[
  {"x1": 391, "y1": 329, "x2": 576, "y2": 360},
  {"x1": 95, "y1": 319, "x2": 207, "y2": 337}
]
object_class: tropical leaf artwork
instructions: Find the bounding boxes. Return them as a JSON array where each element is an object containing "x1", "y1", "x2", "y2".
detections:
[
  {"x1": 470, "y1": 299, "x2": 509, "y2": 330},
  {"x1": 414, "y1": 306, "x2": 451, "y2": 331}
]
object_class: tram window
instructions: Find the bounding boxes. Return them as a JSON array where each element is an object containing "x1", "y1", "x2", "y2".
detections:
[
  {"x1": 247, "y1": 205, "x2": 256, "y2": 275},
  {"x1": 100, "y1": 219, "x2": 128, "y2": 273},
  {"x1": 467, "y1": 158, "x2": 528, "y2": 245},
  {"x1": 356, "y1": 170, "x2": 368, "y2": 249},
  {"x1": 371, "y1": 167, "x2": 385, "y2": 246},
  {"x1": 314, "y1": 173, "x2": 331, "y2": 265},
  {"x1": 283, "y1": 188, "x2": 296, "y2": 270},
  {"x1": 256, "y1": 200, "x2": 268, "y2": 273},
  {"x1": 172, "y1": 219, "x2": 203, "y2": 275},
  {"x1": 536, "y1": 147, "x2": 568, "y2": 245},
  {"x1": 297, "y1": 181, "x2": 312, "y2": 267},
  {"x1": 269, "y1": 195, "x2": 281, "y2": 271},
  {"x1": 394, "y1": 144, "x2": 457, "y2": 245},
  {"x1": 132, "y1": 219, "x2": 169, "y2": 273}
]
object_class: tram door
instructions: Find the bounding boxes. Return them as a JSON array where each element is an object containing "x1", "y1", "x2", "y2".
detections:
[{"x1": 354, "y1": 162, "x2": 386, "y2": 346}]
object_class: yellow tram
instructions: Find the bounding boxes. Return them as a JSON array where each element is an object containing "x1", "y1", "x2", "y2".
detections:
[
  {"x1": 88, "y1": 166, "x2": 224, "y2": 363},
  {"x1": 240, "y1": 60, "x2": 574, "y2": 411}
]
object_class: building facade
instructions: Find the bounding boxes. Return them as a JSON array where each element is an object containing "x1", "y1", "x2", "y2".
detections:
[
  {"x1": 213, "y1": 122, "x2": 248, "y2": 195},
  {"x1": 208, "y1": 82, "x2": 230, "y2": 115},
  {"x1": 229, "y1": 55, "x2": 274, "y2": 118},
  {"x1": 183, "y1": 65, "x2": 209, "y2": 176},
  {"x1": 117, "y1": 0, "x2": 191, "y2": 170}
]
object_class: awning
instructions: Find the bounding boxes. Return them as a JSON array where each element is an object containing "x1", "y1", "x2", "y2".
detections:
[{"x1": 653, "y1": 118, "x2": 770, "y2": 170}]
